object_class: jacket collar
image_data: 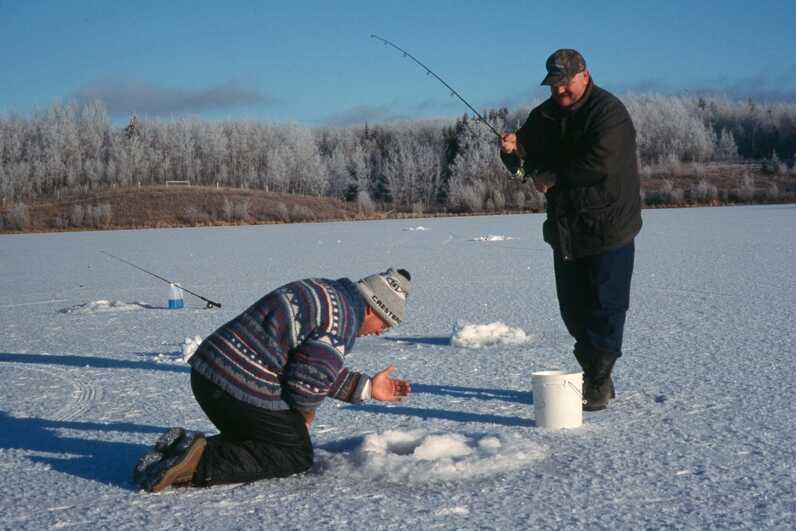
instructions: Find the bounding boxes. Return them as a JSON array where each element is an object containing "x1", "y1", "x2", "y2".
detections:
[{"x1": 338, "y1": 277, "x2": 366, "y2": 332}]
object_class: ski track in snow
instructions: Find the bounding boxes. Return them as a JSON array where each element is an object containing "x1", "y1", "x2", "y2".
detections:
[
  {"x1": 1, "y1": 206, "x2": 795, "y2": 530},
  {"x1": 2, "y1": 363, "x2": 102, "y2": 422}
]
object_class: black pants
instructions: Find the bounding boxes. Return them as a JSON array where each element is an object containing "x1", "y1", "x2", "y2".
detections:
[
  {"x1": 553, "y1": 240, "x2": 635, "y2": 357},
  {"x1": 190, "y1": 370, "x2": 313, "y2": 486}
]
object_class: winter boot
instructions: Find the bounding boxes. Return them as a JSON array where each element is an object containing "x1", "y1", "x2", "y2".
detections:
[
  {"x1": 155, "y1": 427, "x2": 206, "y2": 456},
  {"x1": 582, "y1": 352, "x2": 619, "y2": 412},
  {"x1": 141, "y1": 434, "x2": 207, "y2": 493},
  {"x1": 575, "y1": 348, "x2": 616, "y2": 400},
  {"x1": 133, "y1": 450, "x2": 165, "y2": 486},
  {"x1": 133, "y1": 427, "x2": 204, "y2": 488}
]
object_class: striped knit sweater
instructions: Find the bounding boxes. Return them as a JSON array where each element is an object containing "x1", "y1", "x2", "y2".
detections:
[{"x1": 189, "y1": 277, "x2": 368, "y2": 412}]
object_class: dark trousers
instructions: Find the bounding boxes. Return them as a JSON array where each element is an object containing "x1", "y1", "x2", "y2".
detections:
[
  {"x1": 553, "y1": 241, "x2": 635, "y2": 358},
  {"x1": 190, "y1": 370, "x2": 313, "y2": 486}
]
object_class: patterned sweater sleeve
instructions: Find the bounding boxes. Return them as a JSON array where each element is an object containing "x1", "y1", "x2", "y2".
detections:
[{"x1": 282, "y1": 332, "x2": 370, "y2": 411}]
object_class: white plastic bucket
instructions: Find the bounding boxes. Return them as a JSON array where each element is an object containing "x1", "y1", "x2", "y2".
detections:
[
  {"x1": 531, "y1": 370, "x2": 583, "y2": 429},
  {"x1": 168, "y1": 283, "x2": 184, "y2": 309}
]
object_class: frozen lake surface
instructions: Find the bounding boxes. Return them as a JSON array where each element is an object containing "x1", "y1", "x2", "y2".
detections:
[{"x1": 1, "y1": 205, "x2": 794, "y2": 529}]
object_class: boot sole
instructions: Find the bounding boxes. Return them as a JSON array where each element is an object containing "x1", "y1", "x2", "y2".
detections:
[
  {"x1": 149, "y1": 437, "x2": 207, "y2": 493},
  {"x1": 583, "y1": 403, "x2": 608, "y2": 412}
]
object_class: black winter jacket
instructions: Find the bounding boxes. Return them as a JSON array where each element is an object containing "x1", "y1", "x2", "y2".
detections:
[{"x1": 503, "y1": 82, "x2": 642, "y2": 260}]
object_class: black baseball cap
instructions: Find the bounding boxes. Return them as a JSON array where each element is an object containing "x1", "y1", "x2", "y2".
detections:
[{"x1": 541, "y1": 49, "x2": 587, "y2": 86}]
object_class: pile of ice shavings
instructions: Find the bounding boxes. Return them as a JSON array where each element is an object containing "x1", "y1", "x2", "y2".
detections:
[
  {"x1": 451, "y1": 322, "x2": 538, "y2": 349},
  {"x1": 316, "y1": 430, "x2": 545, "y2": 483},
  {"x1": 470, "y1": 235, "x2": 515, "y2": 242}
]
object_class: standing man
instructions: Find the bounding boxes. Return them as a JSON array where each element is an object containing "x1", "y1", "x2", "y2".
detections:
[
  {"x1": 500, "y1": 49, "x2": 642, "y2": 412},
  {"x1": 134, "y1": 268, "x2": 412, "y2": 492}
]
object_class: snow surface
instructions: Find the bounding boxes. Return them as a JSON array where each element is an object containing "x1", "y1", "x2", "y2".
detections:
[{"x1": 1, "y1": 206, "x2": 795, "y2": 529}]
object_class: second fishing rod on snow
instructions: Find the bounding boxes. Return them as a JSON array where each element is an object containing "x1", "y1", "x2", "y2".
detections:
[
  {"x1": 371, "y1": 34, "x2": 501, "y2": 139},
  {"x1": 101, "y1": 251, "x2": 221, "y2": 309}
]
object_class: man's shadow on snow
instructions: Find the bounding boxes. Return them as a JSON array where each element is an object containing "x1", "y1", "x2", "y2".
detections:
[
  {"x1": 0, "y1": 411, "x2": 167, "y2": 490},
  {"x1": 0, "y1": 352, "x2": 189, "y2": 374},
  {"x1": 347, "y1": 404, "x2": 535, "y2": 427},
  {"x1": 381, "y1": 336, "x2": 451, "y2": 347},
  {"x1": 412, "y1": 383, "x2": 532, "y2": 405},
  {"x1": 1, "y1": 351, "x2": 189, "y2": 489},
  {"x1": 347, "y1": 383, "x2": 535, "y2": 428}
]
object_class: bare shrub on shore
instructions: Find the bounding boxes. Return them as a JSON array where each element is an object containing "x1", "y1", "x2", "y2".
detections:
[
  {"x1": 357, "y1": 190, "x2": 376, "y2": 214},
  {"x1": 765, "y1": 182, "x2": 780, "y2": 201},
  {"x1": 70, "y1": 205, "x2": 85, "y2": 227},
  {"x1": 85, "y1": 203, "x2": 112, "y2": 226},
  {"x1": 491, "y1": 190, "x2": 506, "y2": 211},
  {"x1": 646, "y1": 179, "x2": 684, "y2": 205},
  {"x1": 4, "y1": 203, "x2": 30, "y2": 230},
  {"x1": 233, "y1": 199, "x2": 250, "y2": 221},
  {"x1": 290, "y1": 204, "x2": 316, "y2": 222},
  {"x1": 184, "y1": 206, "x2": 210, "y2": 225},
  {"x1": 690, "y1": 179, "x2": 718, "y2": 204},
  {"x1": 737, "y1": 174, "x2": 756, "y2": 202},
  {"x1": 223, "y1": 198, "x2": 234, "y2": 221},
  {"x1": 274, "y1": 202, "x2": 290, "y2": 222},
  {"x1": 512, "y1": 190, "x2": 526, "y2": 209},
  {"x1": 761, "y1": 150, "x2": 787, "y2": 175}
]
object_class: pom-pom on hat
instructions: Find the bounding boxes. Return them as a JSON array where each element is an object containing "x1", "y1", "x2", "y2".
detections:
[{"x1": 357, "y1": 268, "x2": 411, "y2": 327}]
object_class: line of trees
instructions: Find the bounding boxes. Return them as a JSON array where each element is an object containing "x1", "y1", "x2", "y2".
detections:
[{"x1": 1, "y1": 95, "x2": 795, "y2": 211}]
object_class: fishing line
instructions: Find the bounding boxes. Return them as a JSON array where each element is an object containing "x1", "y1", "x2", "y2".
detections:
[{"x1": 371, "y1": 34, "x2": 501, "y2": 138}]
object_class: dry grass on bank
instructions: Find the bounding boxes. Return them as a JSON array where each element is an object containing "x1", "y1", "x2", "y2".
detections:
[{"x1": 1, "y1": 164, "x2": 795, "y2": 234}]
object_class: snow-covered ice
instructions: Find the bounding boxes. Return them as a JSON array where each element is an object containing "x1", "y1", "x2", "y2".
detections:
[
  {"x1": 1, "y1": 205, "x2": 795, "y2": 529},
  {"x1": 61, "y1": 300, "x2": 152, "y2": 314},
  {"x1": 470, "y1": 234, "x2": 516, "y2": 241}
]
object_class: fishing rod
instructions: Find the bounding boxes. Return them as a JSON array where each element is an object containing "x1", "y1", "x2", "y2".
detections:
[
  {"x1": 370, "y1": 34, "x2": 501, "y2": 139},
  {"x1": 101, "y1": 251, "x2": 222, "y2": 309}
]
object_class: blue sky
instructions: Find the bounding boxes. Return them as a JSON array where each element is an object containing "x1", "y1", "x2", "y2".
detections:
[{"x1": 1, "y1": 0, "x2": 794, "y2": 127}]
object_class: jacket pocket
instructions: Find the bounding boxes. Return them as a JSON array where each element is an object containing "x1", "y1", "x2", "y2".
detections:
[{"x1": 573, "y1": 204, "x2": 614, "y2": 247}]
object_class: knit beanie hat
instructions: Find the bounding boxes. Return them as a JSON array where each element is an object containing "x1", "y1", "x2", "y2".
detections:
[{"x1": 356, "y1": 268, "x2": 411, "y2": 327}]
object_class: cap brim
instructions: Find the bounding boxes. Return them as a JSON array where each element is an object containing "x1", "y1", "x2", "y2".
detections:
[{"x1": 541, "y1": 73, "x2": 569, "y2": 86}]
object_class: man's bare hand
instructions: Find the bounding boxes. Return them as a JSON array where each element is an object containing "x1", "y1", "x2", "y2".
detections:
[
  {"x1": 500, "y1": 133, "x2": 517, "y2": 154},
  {"x1": 371, "y1": 365, "x2": 411, "y2": 402},
  {"x1": 534, "y1": 171, "x2": 557, "y2": 193},
  {"x1": 298, "y1": 409, "x2": 315, "y2": 429}
]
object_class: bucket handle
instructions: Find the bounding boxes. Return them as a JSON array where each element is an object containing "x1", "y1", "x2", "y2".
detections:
[{"x1": 565, "y1": 380, "x2": 587, "y2": 405}]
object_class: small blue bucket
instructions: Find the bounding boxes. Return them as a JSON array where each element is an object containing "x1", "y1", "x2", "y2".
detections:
[{"x1": 168, "y1": 283, "x2": 184, "y2": 309}]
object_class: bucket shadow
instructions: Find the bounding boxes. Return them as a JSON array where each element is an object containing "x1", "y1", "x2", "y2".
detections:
[
  {"x1": 0, "y1": 352, "x2": 189, "y2": 374},
  {"x1": 412, "y1": 383, "x2": 532, "y2": 405},
  {"x1": 346, "y1": 404, "x2": 534, "y2": 428},
  {"x1": 0, "y1": 411, "x2": 168, "y2": 489}
]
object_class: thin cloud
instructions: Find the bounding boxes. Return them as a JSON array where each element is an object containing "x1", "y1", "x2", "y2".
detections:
[
  {"x1": 720, "y1": 66, "x2": 796, "y2": 102},
  {"x1": 323, "y1": 104, "x2": 412, "y2": 127},
  {"x1": 72, "y1": 79, "x2": 275, "y2": 117},
  {"x1": 610, "y1": 69, "x2": 796, "y2": 102}
]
